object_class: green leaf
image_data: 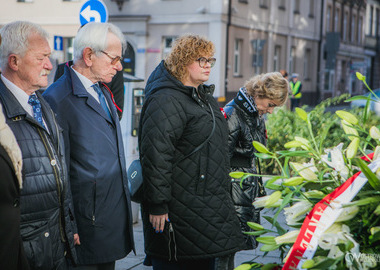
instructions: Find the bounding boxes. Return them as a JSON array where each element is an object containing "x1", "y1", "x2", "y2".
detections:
[
  {"x1": 336, "y1": 110, "x2": 359, "y2": 125},
  {"x1": 244, "y1": 230, "x2": 268, "y2": 236},
  {"x1": 252, "y1": 141, "x2": 271, "y2": 154},
  {"x1": 353, "y1": 158, "x2": 380, "y2": 191},
  {"x1": 254, "y1": 153, "x2": 273, "y2": 159}
]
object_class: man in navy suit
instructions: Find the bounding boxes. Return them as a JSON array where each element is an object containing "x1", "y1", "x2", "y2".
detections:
[{"x1": 43, "y1": 22, "x2": 134, "y2": 270}]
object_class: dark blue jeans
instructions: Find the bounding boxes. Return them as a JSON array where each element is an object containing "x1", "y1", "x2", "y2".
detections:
[{"x1": 151, "y1": 257, "x2": 215, "y2": 270}]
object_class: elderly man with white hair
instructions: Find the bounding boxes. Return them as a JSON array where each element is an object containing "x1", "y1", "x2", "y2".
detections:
[{"x1": 0, "y1": 21, "x2": 78, "y2": 269}]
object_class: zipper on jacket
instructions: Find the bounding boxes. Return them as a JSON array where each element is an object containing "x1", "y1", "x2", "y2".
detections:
[
  {"x1": 37, "y1": 128, "x2": 66, "y2": 242},
  {"x1": 92, "y1": 183, "x2": 96, "y2": 225},
  {"x1": 168, "y1": 223, "x2": 177, "y2": 261}
]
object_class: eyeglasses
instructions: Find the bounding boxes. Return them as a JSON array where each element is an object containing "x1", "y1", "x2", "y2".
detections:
[
  {"x1": 196, "y1": 57, "x2": 216, "y2": 68},
  {"x1": 101, "y1": 50, "x2": 122, "y2": 65}
]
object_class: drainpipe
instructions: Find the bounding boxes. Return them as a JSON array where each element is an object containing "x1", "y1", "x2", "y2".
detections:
[
  {"x1": 317, "y1": 0, "x2": 325, "y2": 103},
  {"x1": 224, "y1": 0, "x2": 232, "y2": 103}
]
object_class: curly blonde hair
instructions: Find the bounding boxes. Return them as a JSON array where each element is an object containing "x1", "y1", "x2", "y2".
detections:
[
  {"x1": 245, "y1": 72, "x2": 289, "y2": 105},
  {"x1": 164, "y1": 34, "x2": 215, "y2": 82}
]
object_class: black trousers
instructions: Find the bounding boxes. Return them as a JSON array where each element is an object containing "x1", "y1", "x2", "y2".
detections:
[{"x1": 151, "y1": 257, "x2": 215, "y2": 270}]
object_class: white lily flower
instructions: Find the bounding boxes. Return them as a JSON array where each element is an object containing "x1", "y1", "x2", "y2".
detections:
[
  {"x1": 321, "y1": 143, "x2": 350, "y2": 179},
  {"x1": 374, "y1": 146, "x2": 380, "y2": 161},
  {"x1": 335, "y1": 206, "x2": 359, "y2": 222},
  {"x1": 274, "y1": 230, "x2": 300, "y2": 245},
  {"x1": 370, "y1": 126, "x2": 380, "y2": 140},
  {"x1": 284, "y1": 200, "x2": 313, "y2": 225},
  {"x1": 328, "y1": 245, "x2": 345, "y2": 259}
]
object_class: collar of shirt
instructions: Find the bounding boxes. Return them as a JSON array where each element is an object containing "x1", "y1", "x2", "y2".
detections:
[
  {"x1": 1, "y1": 74, "x2": 34, "y2": 117},
  {"x1": 71, "y1": 66, "x2": 100, "y2": 103},
  {"x1": 1, "y1": 74, "x2": 50, "y2": 133}
]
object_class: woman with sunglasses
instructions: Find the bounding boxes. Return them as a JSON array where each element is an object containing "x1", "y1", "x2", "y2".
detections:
[
  {"x1": 139, "y1": 34, "x2": 244, "y2": 270},
  {"x1": 217, "y1": 72, "x2": 289, "y2": 269}
]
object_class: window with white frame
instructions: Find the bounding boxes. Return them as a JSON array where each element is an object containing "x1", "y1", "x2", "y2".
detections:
[
  {"x1": 233, "y1": 39, "x2": 242, "y2": 76},
  {"x1": 369, "y1": 6, "x2": 374, "y2": 36},
  {"x1": 289, "y1": 47, "x2": 295, "y2": 75},
  {"x1": 358, "y1": 16, "x2": 363, "y2": 45},
  {"x1": 376, "y1": 9, "x2": 380, "y2": 37},
  {"x1": 162, "y1": 36, "x2": 177, "y2": 59},
  {"x1": 343, "y1": 11, "x2": 348, "y2": 41},
  {"x1": 326, "y1": 6, "x2": 331, "y2": 32},
  {"x1": 279, "y1": 0, "x2": 286, "y2": 10},
  {"x1": 294, "y1": 0, "x2": 300, "y2": 14},
  {"x1": 309, "y1": 0, "x2": 314, "y2": 17},
  {"x1": 304, "y1": 49, "x2": 311, "y2": 80},
  {"x1": 259, "y1": 0, "x2": 268, "y2": 9},
  {"x1": 334, "y1": 8, "x2": 340, "y2": 32},
  {"x1": 351, "y1": 15, "x2": 356, "y2": 42},
  {"x1": 273, "y1": 45, "x2": 281, "y2": 72}
]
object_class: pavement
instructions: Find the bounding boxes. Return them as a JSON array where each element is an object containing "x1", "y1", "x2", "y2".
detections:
[{"x1": 115, "y1": 205, "x2": 288, "y2": 269}]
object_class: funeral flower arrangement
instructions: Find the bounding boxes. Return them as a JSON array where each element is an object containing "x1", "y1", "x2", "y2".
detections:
[{"x1": 233, "y1": 73, "x2": 380, "y2": 270}]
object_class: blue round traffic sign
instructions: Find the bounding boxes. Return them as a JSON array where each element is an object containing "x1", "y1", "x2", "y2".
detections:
[{"x1": 79, "y1": 0, "x2": 108, "y2": 26}]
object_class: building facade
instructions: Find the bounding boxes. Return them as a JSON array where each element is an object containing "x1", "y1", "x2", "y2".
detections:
[{"x1": 1, "y1": 0, "x2": 376, "y2": 104}]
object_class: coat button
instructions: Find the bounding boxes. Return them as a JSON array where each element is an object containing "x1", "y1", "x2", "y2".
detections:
[
  {"x1": 44, "y1": 232, "x2": 49, "y2": 238},
  {"x1": 50, "y1": 159, "x2": 57, "y2": 166},
  {"x1": 13, "y1": 198, "x2": 19, "y2": 207},
  {"x1": 200, "y1": 175, "x2": 205, "y2": 180}
]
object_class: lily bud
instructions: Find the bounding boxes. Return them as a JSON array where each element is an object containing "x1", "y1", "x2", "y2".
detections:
[
  {"x1": 295, "y1": 107, "x2": 308, "y2": 121},
  {"x1": 234, "y1": 264, "x2": 252, "y2": 270},
  {"x1": 303, "y1": 190, "x2": 325, "y2": 199},
  {"x1": 252, "y1": 141, "x2": 270, "y2": 154},
  {"x1": 370, "y1": 226, "x2": 380, "y2": 235},
  {"x1": 284, "y1": 140, "x2": 303, "y2": 148},
  {"x1": 342, "y1": 120, "x2": 359, "y2": 140},
  {"x1": 253, "y1": 195, "x2": 283, "y2": 208},
  {"x1": 302, "y1": 259, "x2": 315, "y2": 269},
  {"x1": 374, "y1": 204, "x2": 380, "y2": 215},
  {"x1": 294, "y1": 136, "x2": 311, "y2": 150},
  {"x1": 256, "y1": 236, "x2": 276, "y2": 245},
  {"x1": 282, "y1": 177, "x2": 304, "y2": 186},
  {"x1": 247, "y1": 222, "x2": 264, "y2": 231},
  {"x1": 346, "y1": 138, "x2": 359, "y2": 159},
  {"x1": 265, "y1": 191, "x2": 282, "y2": 207},
  {"x1": 356, "y1": 71, "x2": 366, "y2": 82},
  {"x1": 370, "y1": 126, "x2": 380, "y2": 140},
  {"x1": 229, "y1": 171, "x2": 245, "y2": 179},
  {"x1": 290, "y1": 162, "x2": 318, "y2": 181},
  {"x1": 274, "y1": 230, "x2": 300, "y2": 245},
  {"x1": 336, "y1": 110, "x2": 359, "y2": 125}
]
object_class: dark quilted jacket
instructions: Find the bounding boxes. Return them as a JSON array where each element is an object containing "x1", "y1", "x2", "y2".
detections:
[
  {"x1": 139, "y1": 61, "x2": 244, "y2": 261},
  {"x1": 224, "y1": 91, "x2": 267, "y2": 250},
  {"x1": 0, "y1": 81, "x2": 76, "y2": 269}
]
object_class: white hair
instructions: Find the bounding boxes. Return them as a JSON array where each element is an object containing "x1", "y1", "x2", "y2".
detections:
[
  {"x1": 0, "y1": 21, "x2": 49, "y2": 70},
  {"x1": 73, "y1": 22, "x2": 126, "y2": 62}
]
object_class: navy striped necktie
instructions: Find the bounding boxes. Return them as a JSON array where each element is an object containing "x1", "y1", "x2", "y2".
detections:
[{"x1": 92, "y1": 83, "x2": 112, "y2": 121}]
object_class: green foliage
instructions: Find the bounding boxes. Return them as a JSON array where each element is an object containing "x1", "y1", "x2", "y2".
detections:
[{"x1": 263, "y1": 94, "x2": 380, "y2": 175}]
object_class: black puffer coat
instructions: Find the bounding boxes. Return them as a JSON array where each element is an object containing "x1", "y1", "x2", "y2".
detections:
[
  {"x1": 139, "y1": 61, "x2": 244, "y2": 261},
  {"x1": 0, "y1": 82, "x2": 76, "y2": 269},
  {"x1": 224, "y1": 88, "x2": 267, "y2": 250}
]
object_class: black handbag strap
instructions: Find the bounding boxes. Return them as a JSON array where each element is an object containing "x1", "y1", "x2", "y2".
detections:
[{"x1": 174, "y1": 102, "x2": 216, "y2": 166}]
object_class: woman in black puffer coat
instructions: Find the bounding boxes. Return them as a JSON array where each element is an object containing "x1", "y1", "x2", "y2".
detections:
[
  {"x1": 139, "y1": 34, "x2": 244, "y2": 270},
  {"x1": 217, "y1": 72, "x2": 289, "y2": 269}
]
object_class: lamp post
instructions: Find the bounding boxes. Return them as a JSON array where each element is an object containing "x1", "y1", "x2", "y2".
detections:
[{"x1": 111, "y1": 0, "x2": 127, "y2": 11}]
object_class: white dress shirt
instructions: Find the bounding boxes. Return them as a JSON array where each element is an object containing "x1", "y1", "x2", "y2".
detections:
[
  {"x1": 1, "y1": 74, "x2": 49, "y2": 131},
  {"x1": 71, "y1": 67, "x2": 111, "y2": 111}
]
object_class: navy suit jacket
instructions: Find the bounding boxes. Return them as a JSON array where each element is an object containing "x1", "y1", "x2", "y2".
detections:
[{"x1": 43, "y1": 65, "x2": 134, "y2": 264}]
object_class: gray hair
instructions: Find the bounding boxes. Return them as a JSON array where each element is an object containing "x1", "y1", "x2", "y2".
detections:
[
  {"x1": 0, "y1": 21, "x2": 49, "y2": 70},
  {"x1": 73, "y1": 22, "x2": 126, "y2": 62}
]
